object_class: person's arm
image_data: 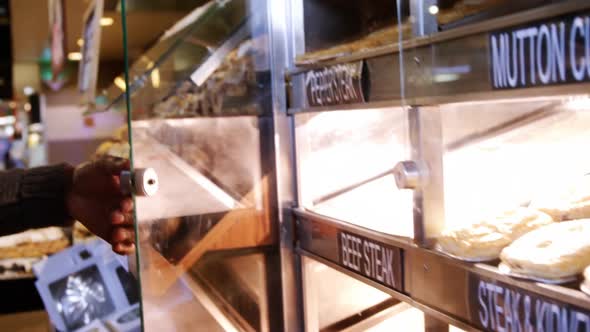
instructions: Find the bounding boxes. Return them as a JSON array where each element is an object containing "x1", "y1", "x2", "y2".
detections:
[
  {"x1": 0, "y1": 164, "x2": 72, "y2": 236},
  {"x1": 0, "y1": 159, "x2": 135, "y2": 255}
]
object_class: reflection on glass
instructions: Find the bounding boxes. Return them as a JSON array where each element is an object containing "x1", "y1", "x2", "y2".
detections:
[
  {"x1": 50, "y1": 265, "x2": 115, "y2": 331},
  {"x1": 296, "y1": 108, "x2": 413, "y2": 237},
  {"x1": 299, "y1": 0, "x2": 407, "y2": 63}
]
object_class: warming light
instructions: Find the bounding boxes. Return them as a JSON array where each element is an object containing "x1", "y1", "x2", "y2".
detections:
[
  {"x1": 151, "y1": 69, "x2": 160, "y2": 88},
  {"x1": 67, "y1": 52, "x2": 83, "y2": 61},
  {"x1": 100, "y1": 17, "x2": 114, "y2": 26},
  {"x1": 114, "y1": 77, "x2": 127, "y2": 92},
  {"x1": 564, "y1": 96, "x2": 590, "y2": 111}
]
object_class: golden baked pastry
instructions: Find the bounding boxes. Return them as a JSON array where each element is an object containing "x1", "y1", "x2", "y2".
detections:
[
  {"x1": 0, "y1": 228, "x2": 69, "y2": 259},
  {"x1": 437, "y1": 208, "x2": 553, "y2": 260},
  {"x1": 95, "y1": 141, "x2": 130, "y2": 159},
  {"x1": 530, "y1": 177, "x2": 590, "y2": 221},
  {"x1": 500, "y1": 219, "x2": 590, "y2": 280}
]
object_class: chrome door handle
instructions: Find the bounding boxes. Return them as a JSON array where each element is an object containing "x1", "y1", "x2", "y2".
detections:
[{"x1": 120, "y1": 168, "x2": 159, "y2": 197}]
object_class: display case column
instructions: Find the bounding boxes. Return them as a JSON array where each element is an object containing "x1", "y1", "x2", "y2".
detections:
[
  {"x1": 407, "y1": 2, "x2": 449, "y2": 332},
  {"x1": 267, "y1": 0, "x2": 305, "y2": 331},
  {"x1": 406, "y1": 106, "x2": 445, "y2": 247}
]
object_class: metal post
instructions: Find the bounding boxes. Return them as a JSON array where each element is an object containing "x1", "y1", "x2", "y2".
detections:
[
  {"x1": 408, "y1": 106, "x2": 445, "y2": 247},
  {"x1": 409, "y1": 3, "x2": 448, "y2": 331},
  {"x1": 266, "y1": 0, "x2": 306, "y2": 331}
]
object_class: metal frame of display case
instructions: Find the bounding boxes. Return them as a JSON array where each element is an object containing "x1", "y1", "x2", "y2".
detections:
[{"x1": 278, "y1": 0, "x2": 590, "y2": 331}]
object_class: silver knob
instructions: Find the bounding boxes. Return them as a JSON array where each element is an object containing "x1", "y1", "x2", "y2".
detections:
[
  {"x1": 120, "y1": 168, "x2": 159, "y2": 197},
  {"x1": 393, "y1": 161, "x2": 421, "y2": 190}
]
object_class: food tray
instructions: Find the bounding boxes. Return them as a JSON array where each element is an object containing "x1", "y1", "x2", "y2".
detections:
[{"x1": 498, "y1": 263, "x2": 578, "y2": 285}]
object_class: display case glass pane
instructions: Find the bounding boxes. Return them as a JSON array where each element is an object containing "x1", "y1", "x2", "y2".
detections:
[
  {"x1": 297, "y1": 0, "x2": 411, "y2": 64},
  {"x1": 121, "y1": 0, "x2": 275, "y2": 330},
  {"x1": 301, "y1": 257, "x2": 467, "y2": 331},
  {"x1": 409, "y1": 0, "x2": 568, "y2": 37},
  {"x1": 295, "y1": 108, "x2": 414, "y2": 237}
]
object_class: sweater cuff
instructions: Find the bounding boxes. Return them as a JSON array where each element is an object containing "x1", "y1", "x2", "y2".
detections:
[{"x1": 20, "y1": 164, "x2": 74, "y2": 229}]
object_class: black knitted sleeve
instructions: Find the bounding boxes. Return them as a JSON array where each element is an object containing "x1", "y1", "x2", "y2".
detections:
[{"x1": 0, "y1": 164, "x2": 73, "y2": 236}]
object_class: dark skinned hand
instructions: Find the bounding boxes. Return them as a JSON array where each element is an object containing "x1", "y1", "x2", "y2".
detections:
[{"x1": 65, "y1": 157, "x2": 136, "y2": 255}]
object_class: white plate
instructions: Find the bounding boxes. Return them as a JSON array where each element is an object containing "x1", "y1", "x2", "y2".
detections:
[{"x1": 581, "y1": 283, "x2": 590, "y2": 296}]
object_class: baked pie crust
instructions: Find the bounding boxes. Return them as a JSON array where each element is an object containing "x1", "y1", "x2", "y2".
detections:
[
  {"x1": 437, "y1": 208, "x2": 553, "y2": 260},
  {"x1": 500, "y1": 219, "x2": 590, "y2": 280},
  {"x1": 530, "y1": 177, "x2": 590, "y2": 221}
]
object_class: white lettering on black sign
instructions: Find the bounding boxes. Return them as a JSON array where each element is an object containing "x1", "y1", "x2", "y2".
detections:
[
  {"x1": 304, "y1": 62, "x2": 365, "y2": 107},
  {"x1": 338, "y1": 231, "x2": 403, "y2": 290},
  {"x1": 490, "y1": 13, "x2": 590, "y2": 89},
  {"x1": 469, "y1": 274, "x2": 590, "y2": 332}
]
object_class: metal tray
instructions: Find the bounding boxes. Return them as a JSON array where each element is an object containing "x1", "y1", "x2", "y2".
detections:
[
  {"x1": 498, "y1": 263, "x2": 578, "y2": 285},
  {"x1": 434, "y1": 245, "x2": 497, "y2": 263}
]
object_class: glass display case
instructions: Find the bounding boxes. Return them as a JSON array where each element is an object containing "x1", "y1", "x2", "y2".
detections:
[
  {"x1": 114, "y1": 0, "x2": 284, "y2": 331},
  {"x1": 288, "y1": 1, "x2": 590, "y2": 332},
  {"x1": 109, "y1": 0, "x2": 590, "y2": 331}
]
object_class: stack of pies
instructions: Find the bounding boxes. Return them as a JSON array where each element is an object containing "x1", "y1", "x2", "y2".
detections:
[
  {"x1": 500, "y1": 219, "x2": 590, "y2": 280},
  {"x1": 437, "y1": 208, "x2": 553, "y2": 260}
]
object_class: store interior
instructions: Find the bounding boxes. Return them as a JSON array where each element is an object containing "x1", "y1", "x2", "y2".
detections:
[{"x1": 2, "y1": 0, "x2": 590, "y2": 331}]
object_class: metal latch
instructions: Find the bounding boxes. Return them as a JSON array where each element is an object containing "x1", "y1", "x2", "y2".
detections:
[{"x1": 120, "y1": 168, "x2": 159, "y2": 197}]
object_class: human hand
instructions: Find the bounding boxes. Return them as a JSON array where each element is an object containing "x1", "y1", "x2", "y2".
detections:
[{"x1": 66, "y1": 157, "x2": 136, "y2": 255}]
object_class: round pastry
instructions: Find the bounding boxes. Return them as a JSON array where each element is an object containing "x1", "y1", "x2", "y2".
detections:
[
  {"x1": 530, "y1": 176, "x2": 590, "y2": 221},
  {"x1": 500, "y1": 219, "x2": 590, "y2": 280},
  {"x1": 437, "y1": 208, "x2": 553, "y2": 260}
]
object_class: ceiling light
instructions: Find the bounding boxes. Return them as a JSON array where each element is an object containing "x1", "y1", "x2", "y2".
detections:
[
  {"x1": 100, "y1": 17, "x2": 114, "y2": 26},
  {"x1": 77, "y1": 38, "x2": 84, "y2": 47},
  {"x1": 8, "y1": 101, "x2": 16, "y2": 109},
  {"x1": 68, "y1": 52, "x2": 83, "y2": 61},
  {"x1": 428, "y1": 5, "x2": 439, "y2": 15},
  {"x1": 24, "y1": 103, "x2": 32, "y2": 112},
  {"x1": 23, "y1": 86, "x2": 35, "y2": 96},
  {"x1": 151, "y1": 68, "x2": 160, "y2": 88}
]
